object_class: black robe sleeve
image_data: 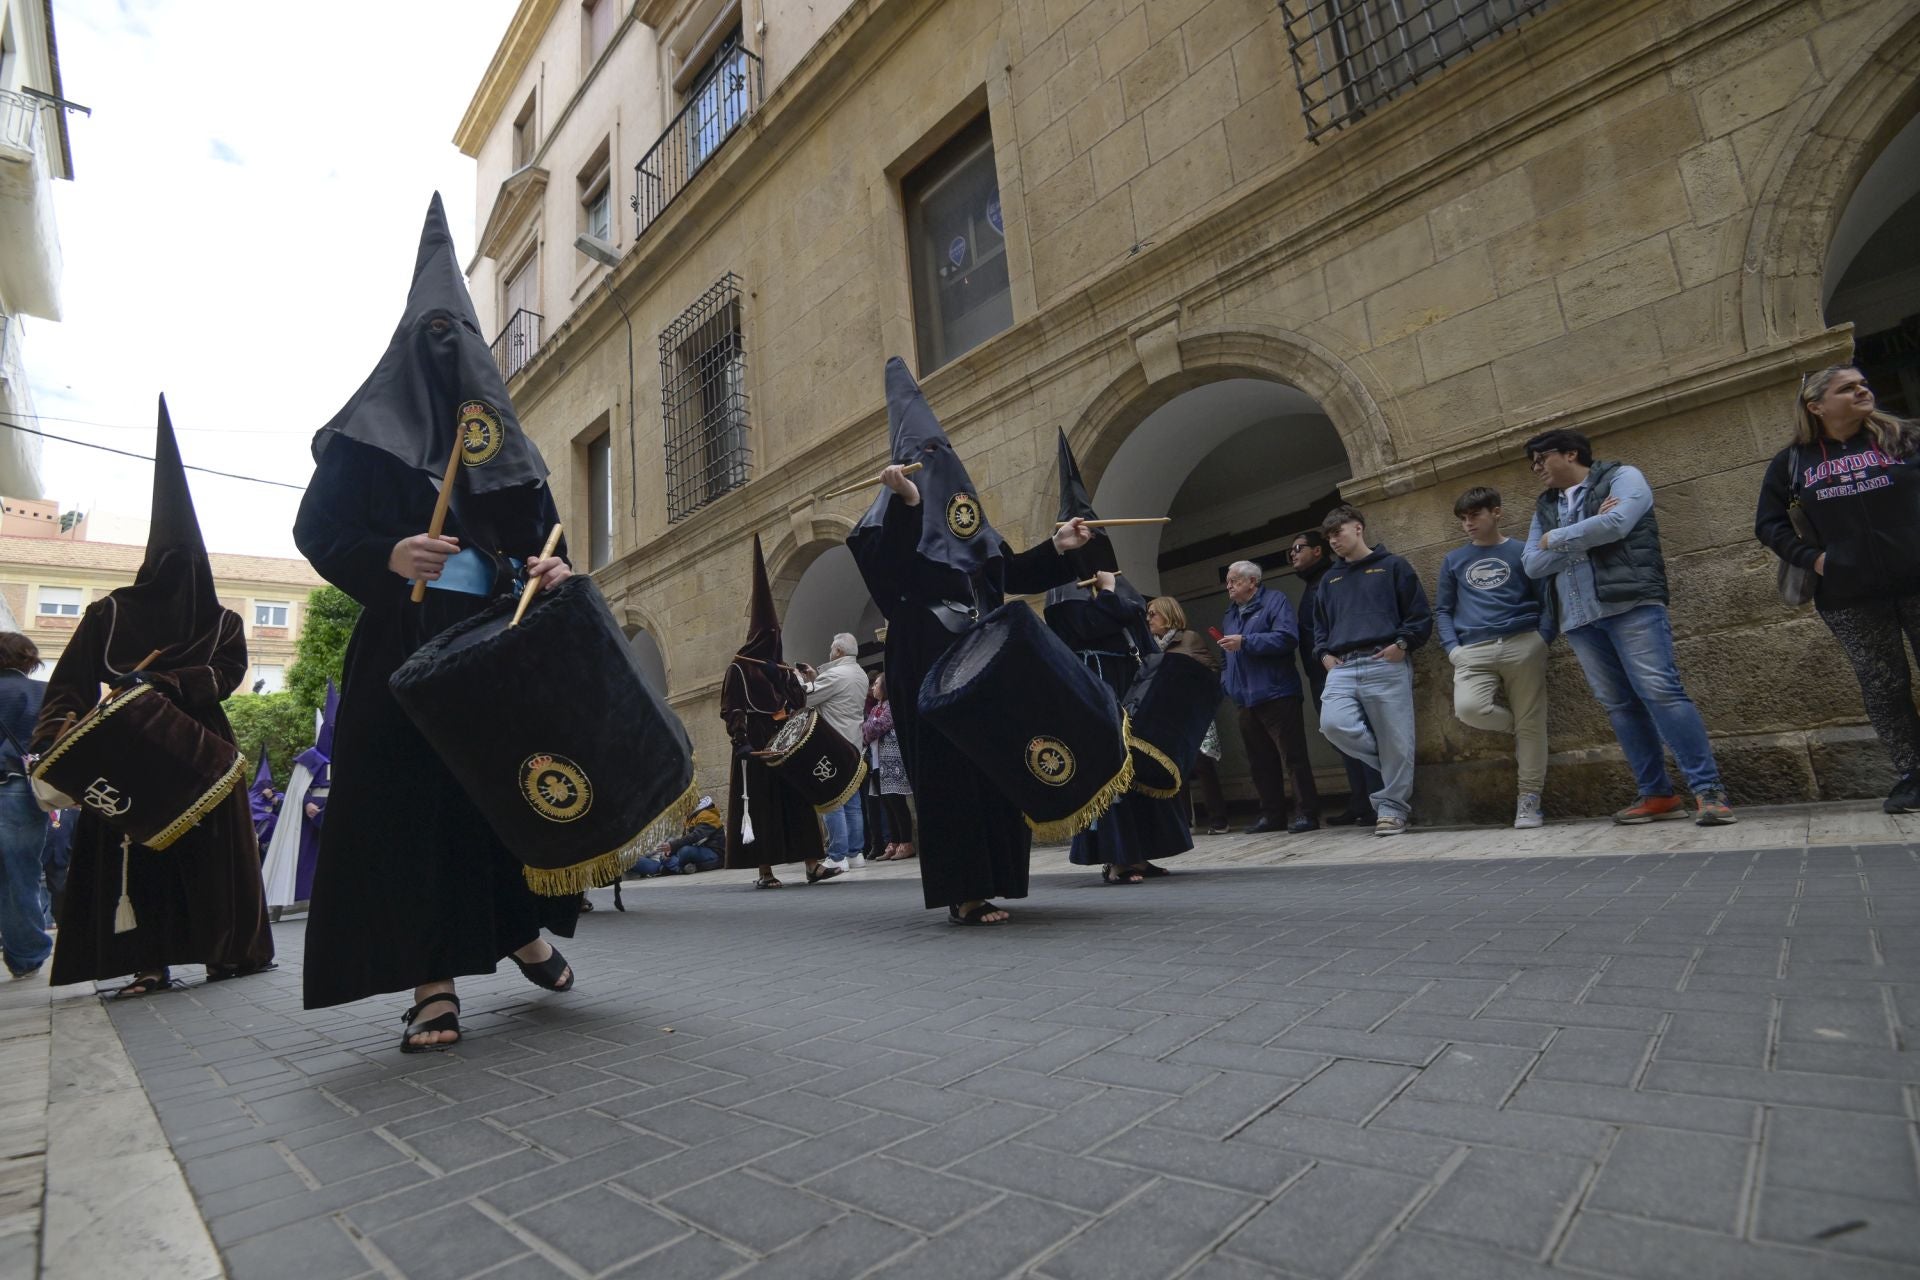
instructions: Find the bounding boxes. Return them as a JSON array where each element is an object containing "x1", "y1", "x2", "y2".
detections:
[
  {"x1": 1001, "y1": 535, "x2": 1072, "y2": 597},
  {"x1": 294, "y1": 441, "x2": 415, "y2": 610}
]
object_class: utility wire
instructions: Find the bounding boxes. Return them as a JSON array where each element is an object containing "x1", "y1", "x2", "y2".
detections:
[
  {"x1": 0, "y1": 418, "x2": 308, "y2": 491},
  {"x1": 0, "y1": 407, "x2": 310, "y2": 436}
]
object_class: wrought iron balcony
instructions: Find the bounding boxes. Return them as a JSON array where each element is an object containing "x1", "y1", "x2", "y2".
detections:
[
  {"x1": 1278, "y1": 0, "x2": 1559, "y2": 141},
  {"x1": 632, "y1": 45, "x2": 762, "y2": 240},
  {"x1": 0, "y1": 88, "x2": 39, "y2": 157},
  {"x1": 491, "y1": 308, "x2": 543, "y2": 381}
]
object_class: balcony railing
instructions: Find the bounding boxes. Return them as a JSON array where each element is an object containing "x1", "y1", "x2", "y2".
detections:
[
  {"x1": 632, "y1": 45, "x2": 762, "y2": 240},
  {"x1": 1278, "y1": 0, "x2": 1559, "y2": 141},
  {"x1": 0, "y1": 88, "x2": 39, "y2": 155},
  {"x1": 491, "y1": 308, "x2": 543, "y2": 381}
]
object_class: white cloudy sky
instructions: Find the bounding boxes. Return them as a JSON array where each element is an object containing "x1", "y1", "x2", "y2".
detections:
[{"x1": 24, "y1": 0, "x2": 519, "y2": 558}]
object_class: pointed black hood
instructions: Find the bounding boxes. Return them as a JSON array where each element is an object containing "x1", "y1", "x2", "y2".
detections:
[
  {"x1": 312, "y1": 193, "x2": 548, "y2": 516},
  {"x1": 853, "y1": 357, "x2": 1000, "y2": 576},
  {"x1": 105, "y1": 395, "x2": 224, "y2": 669},
  {"x1": 1053, "y1": 427, "x2": 1116, "y2": 579}
]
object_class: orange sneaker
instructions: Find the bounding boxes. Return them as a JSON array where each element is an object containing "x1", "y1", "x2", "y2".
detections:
[{"x1": 1612, "y1": 794, "x2": 1687, "y2": 825}]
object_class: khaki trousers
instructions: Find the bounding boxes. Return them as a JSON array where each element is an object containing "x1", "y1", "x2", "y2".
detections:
[{"x1": 1449, "y1": 631, "x2": 1549, "y2": 796}]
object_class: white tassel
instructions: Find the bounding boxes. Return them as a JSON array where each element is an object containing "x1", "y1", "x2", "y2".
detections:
[
  {"x1": 113, "y1": 835, "x2": 137, "y2": 934},
  {"x1": 739, "y1": 769, "x2": 754, "y2": 844}
]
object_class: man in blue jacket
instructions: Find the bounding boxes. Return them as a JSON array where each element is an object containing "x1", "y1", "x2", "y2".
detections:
[{"x1": 1220, "y1": 560, "x2": 1320, "y2": 834}]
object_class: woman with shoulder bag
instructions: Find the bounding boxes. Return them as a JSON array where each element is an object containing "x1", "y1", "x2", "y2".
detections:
[{"x1": 1756, "y1": 366, "x2": 1920, "y2": 813}]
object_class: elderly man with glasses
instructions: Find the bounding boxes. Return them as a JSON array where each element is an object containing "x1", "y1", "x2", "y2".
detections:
[
  {"x1": 1219, "y1": 559, "x2": 1321, "y2": 835},
  {"x1": 1521, "y1": 429, "x2": 1735, "y2": 826}
]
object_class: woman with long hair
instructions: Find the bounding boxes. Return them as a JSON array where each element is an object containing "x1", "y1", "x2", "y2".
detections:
[
  {"x1": 860, "y1": 672, "x2": 914, "y2": 860},
  {"x1": 1756, "y1": 366, "x2": 1920, "y2": 813}
]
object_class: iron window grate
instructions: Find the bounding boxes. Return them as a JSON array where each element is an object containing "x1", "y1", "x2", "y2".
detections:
[
  {"x1": 1278, "y1": 0, "x2": 1560, "y2": 141},
  {"x1": 661, "y1": 273, "x2": 750, "y2": 522}
]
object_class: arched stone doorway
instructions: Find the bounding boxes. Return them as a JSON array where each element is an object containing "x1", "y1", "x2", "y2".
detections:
[
  {"x1": 625, "y1": 625, "x2": 669, "y2": 698},
  {"x1": 771, "y1": 536, "x2": 885, "y2": 670},
  {"x1": 1824, "y1": 111, "x2": 1920, "y2": 414},
  {"x1": 1080, "y1": 374, "x2": 1359, "y2": 813}
]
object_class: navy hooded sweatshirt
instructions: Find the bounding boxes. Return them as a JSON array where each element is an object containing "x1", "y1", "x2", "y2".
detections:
[{"x1": 1309, "y1": 544, "x2": 1433, "y2": 661}]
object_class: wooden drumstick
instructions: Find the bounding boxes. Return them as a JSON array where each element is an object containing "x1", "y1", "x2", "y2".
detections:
[
  {"x1": 509, "y1": 524, "x2": 565, "y2": 628},
  {"x1": 1074, "y1": 573, "x2": 1123, "y2": 588},
  {"x1": 410, "y1": 442, "x2": 465, "y2": 604},
  {"x1": 821, "y1": 461, "x2": 922, "y2": 501},
  {"x1": 1055, "y1": 517, "x2": 1171, "y2": 529}
]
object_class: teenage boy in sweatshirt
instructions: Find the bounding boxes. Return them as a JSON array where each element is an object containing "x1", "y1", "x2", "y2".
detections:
[
  {"x1": 1435, "y1": 487, "x2": 1553, "y2": 830},
  {"x1": 1312, "y1": 504, "x2": 1433, "y2": 836}
]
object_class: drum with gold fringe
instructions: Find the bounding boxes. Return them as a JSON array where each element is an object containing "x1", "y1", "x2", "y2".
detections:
[
  {"x1": 918, "y1": 601, "x2": 1132, "y2": 841},
  {"x1": 1120, "y1": 650, "x2": 1222, "y2": 798},
  {"x1": 755, "y1": 708, "x2": 867, "y2": 812},
  {"x1": 30, "y1": 682, "x2": 244, "y2": 850},
  {"x1": 389, "y1": 574, "x2": 696, "y2": 895}
]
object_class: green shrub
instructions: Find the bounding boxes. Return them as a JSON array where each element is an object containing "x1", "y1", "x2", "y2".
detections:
[{"x1": 223, "y1": 690, "x2": 317, "y2": 787}]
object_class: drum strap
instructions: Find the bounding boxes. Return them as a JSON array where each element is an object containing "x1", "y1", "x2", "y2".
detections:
[{"x1": 926, "y1": 601, "x2": 979, "y2": 634}]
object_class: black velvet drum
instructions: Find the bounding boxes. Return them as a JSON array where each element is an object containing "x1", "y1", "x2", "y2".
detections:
[
  {"x1": 756, "y1": 709, "x2": 867, "y2": 812},
  {"x1": 1121, "y1": 650, "x2": 1223, "y2": 798},
  {"x1": 918, "y1": 602, "x2": 1132, "y2": 840},
  {"x1": 30, "y1": 683, "x2": 244, "y2": 851},
  {"x1": 389, "y1": 574, "x2": 696, "y2": 895}
]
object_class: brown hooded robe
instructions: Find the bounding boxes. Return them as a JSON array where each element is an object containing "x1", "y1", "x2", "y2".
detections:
[
  {"x1": 38, "y1": 397, "x2": 274, "y2": 984},
  {"x1": 721, "y1": 536, "x2": 824, "y2": 869}
]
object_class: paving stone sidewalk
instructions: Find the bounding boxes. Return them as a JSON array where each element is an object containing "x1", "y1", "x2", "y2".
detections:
[{"x1": 84, "y1": 831, "x2": 1920, "y2": 1278}]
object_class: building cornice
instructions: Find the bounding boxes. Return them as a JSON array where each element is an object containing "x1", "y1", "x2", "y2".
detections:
[
  {"x1": 476, "y1": 165, "x2": 550, "y2": 263},
  {"x1": 454, "y1": 0, "x2": 569, "y2": 158}
]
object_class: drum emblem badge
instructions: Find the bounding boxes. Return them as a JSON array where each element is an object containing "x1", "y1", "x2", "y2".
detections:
[
  {"x1": 810, "y1": 758, "x2": 838, "y2": 782},
  {"x1": 83, "y1": 777, "x2": 132, "y2": 817},
  {"x1": 519, "y1": 753, "x2": 593, "y2": 823},
  {"x1": 459, "y1": 400, "x2": 506, "y2": 467},
  {"x1": 946, "y1": 492, "x2": 983, "y2": 539},
  {"x1": 1025, "y1": 737, "x2": 1075, "y2": 787}
]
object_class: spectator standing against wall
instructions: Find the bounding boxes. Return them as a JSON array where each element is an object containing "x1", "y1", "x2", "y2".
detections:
[
  {"x1": 1219, "y1": 561, "x2": 1321, "y2": 834},
  {"x1": 1312, "y1": 505, "x2": 1432, "y2": 837},
  {"x1": 1289, "y1": 530, "x2": 1383, "y2": 826},
  {"x1": 1521, "y1": 430, "x2": 1735, "y2": 826},
  {"x1": 1757, "y1": 367, "x2": 1920, "y2": 814},
  {"x1": 0, "y1": 633, "x2": 51, "y2": 979},
  {"x1": 799, "y1": 632, "x2": 871, "y2": 871},
  {"x1": 1435, "y1": 487, "x2": 1553, "y2": 830}
]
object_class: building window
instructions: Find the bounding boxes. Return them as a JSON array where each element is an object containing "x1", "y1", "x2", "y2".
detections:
[
  {"x1": 512, "y1": 92, "x2": 537, "y2": 168},
  {"x1": 579, "y1": 140, "x2": 613, "y2": 248},
  {"x1": 587, "y1": 431, "x2": 613, "y2": 569},
  {"x1": 494, "y1": 249, "x2": 543, "y2": 380},
  {"x1": 252, "y1": 665, "x2": 285, "y2": 695},
  {"x1": 36, "y1": 586, "x2": 81, "y2": 617},
  {"x1": 254, "y1": 601, "x2": 290, "y2": 628},
  {"x1": 1278, "y1": 0, "x2": 1560, "y2": 141},
  {"x1": 903, "y1": 115, "x2": 1012, "y2": 373},
  {"x1": 582, "y1": 0, "x2": 618, "y2": 70},
  {"x1": 661, "y1": 274, "x2": 749, "y2": 523}
]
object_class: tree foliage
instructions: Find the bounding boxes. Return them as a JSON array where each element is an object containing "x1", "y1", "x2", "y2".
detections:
[
  {"x1": 286, "y1": 585, "x2": 360, "y2": 715},
  {"x1": 224, "y1": 691, "x2": 316, "y2": 788}
]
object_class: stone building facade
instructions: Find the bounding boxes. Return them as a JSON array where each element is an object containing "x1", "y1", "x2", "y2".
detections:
[{"x1": 459, "y1": 0, "x2": 1920, "y2": 821}]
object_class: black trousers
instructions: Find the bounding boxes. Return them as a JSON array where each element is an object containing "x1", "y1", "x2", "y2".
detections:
[
  {"x1": 879, "y1": 793, "x2": 915, "y2": 844},
  {"x1": 1239, "y1": 696, "x2": 1320, "y2": 824},
  {"x1": 1822, "y1": 594, "x2": 1920, "y2": 776}
]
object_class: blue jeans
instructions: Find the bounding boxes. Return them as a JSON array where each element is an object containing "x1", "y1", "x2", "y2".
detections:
[
  {"x1": 823, "y1": 794, "x2": 865, "y2": 861},
  {"x1": 667, "y1": 845, "x2": 720, "y2": 873},
  {"x1": 0, "y1": 779, "x2": 52, "y2": 975},
  {"x1": 1563, "y1": 604, "x2": 1722, "y2": 796},
  {"x1": 1318, "y1": 655, "x2": 1417, "y2": 819}
]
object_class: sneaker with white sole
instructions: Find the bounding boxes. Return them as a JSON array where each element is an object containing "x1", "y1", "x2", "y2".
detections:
[
  {"x1": 1514, "y1": 793, "x2": 1544, "y2": 830},
  {"x1": 1374, "y1": 814, "x2": 1408, "y2": 837}
]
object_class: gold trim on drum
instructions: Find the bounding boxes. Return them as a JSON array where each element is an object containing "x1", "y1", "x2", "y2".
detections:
[
  {"x1": 30, "y1": 682, "x2": 155, "y2": 780},
  {"x1": 1126, "y1": 734, "x2": 1183, "y2": 800},
  {"x1": 146, "y1": 754, "x2": 246, "y2": 851},
  {"x1": 813, "y1": 757, "x2": 868, "y2": 814},
  {"x1": 1024, "y1": 714, "x2": 1136, "y2": 842},
  {"x1": 520, "y1": 771, "x2": 702, "y2": 897},
  {"x1": 946, "y1": 491, "x2": 983, "y2": 539}
]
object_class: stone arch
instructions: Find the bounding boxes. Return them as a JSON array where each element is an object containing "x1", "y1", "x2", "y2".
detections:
[
  {"x1": 762, "y1": 515, "x2": 882, "y2": 664},
  {"x1": 1739, "y1": 6, "x2": 1920, "y2": 349},
  {"x1": 619, "y1": 601, "x2": 672, "y2": 698}
]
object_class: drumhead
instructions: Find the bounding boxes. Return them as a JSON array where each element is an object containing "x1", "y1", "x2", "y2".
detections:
[
  {"x1": 930, "y1": 616, "x2": 1008, "y2": 695},
  {"x1": 766, "y1": 709, "x2": 815, "y2": 757}
]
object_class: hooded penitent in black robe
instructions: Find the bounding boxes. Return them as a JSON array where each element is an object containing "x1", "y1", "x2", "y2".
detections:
[
  {"x1": 38, "y1": 397, "x2": 275, "y2": 984},
  {"x1": 721, "y1": 536, "x2": 824, "y2": 870},
  {"x1": 294, "y1": 193, "x2": 576, "y2": 1010},
  {"x1": 1044, "y1": 433, "x2": 1192, "y2": 871},
  {"x1": 848, "y1": 359, "x2": 1076, "y2": 910}
]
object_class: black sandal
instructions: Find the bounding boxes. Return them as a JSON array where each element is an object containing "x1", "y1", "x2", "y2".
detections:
[
  {"x1": 510, "y1": 944, "x2": 574, "y2": 992},
  {"x1": 207, "y1": 961, "x2": 279, "y2": 982},
  {"x1": 400, "y1": 992, "x2": 461, "y2": 1054},
  {"x1": 807, "y1": 864, "x2": 844, "y2": 884},
  {"x1": 112, "y1": 970, "x2": 175, "y2": 998},
  {"x1": 948, "y1": 902, "x2": 1011, "y2": 926},
  {"x1": 1103, "y1": 866, "x2": 1143, "y2": 885},
  {"x1": 1139, "y1": 863, "x2": 1171, "y2": 878}
]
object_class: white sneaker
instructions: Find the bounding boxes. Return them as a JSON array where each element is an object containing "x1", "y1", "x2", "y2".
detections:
[
  {"x1": 844, "y1": 854, "x2": 866, "y2": 870},
  {"x1": 824, "y1": 857, "x2": 851, "y2": 873},
  {"x1": 1374, "y1": 814, "x2": 1408, "y2": 837},
  {"x1": 1514, "y1": 793, "x2": 1544, "y2": 830}
]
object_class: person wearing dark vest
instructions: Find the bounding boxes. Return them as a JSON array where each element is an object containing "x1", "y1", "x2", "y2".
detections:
[
  {"x1": 1288, "y1": 529, "x2": 1382, "y2": 826},
  {"x1": 1520, "y1": 429, "x2": 1734, "y2": 826},
  {"x1": 1756, "y1": 366, "x2": 1920, "y2": 814}
]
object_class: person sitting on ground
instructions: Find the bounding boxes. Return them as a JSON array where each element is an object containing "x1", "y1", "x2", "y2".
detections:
[{"x1": 636, "y1": 796, "x2": 725, "y2": 875}]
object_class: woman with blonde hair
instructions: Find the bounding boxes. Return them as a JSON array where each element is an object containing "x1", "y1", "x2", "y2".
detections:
[
  {"x1": 1756, "y1": 366, "x2": 1920, "y2": 813},
  {"x1": 1146, "y1": 596, "x2": 1228, "y2": 834}
]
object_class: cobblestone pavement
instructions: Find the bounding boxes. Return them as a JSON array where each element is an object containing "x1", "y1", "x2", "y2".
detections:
[{"x1": 102, "y1": 838, "x2": 1920, "y2": 1280}]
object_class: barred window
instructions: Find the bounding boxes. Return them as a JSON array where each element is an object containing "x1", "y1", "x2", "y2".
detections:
[
  {"x1": 904, "y1": 115, "x2": 1012, "y2": 373},
  {"x1": 662, "y1": 274, "x2": 749, "y2": 522},
  {"x1": 1279, "y1": 0, "x2": 1559, "y2": 141}
]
